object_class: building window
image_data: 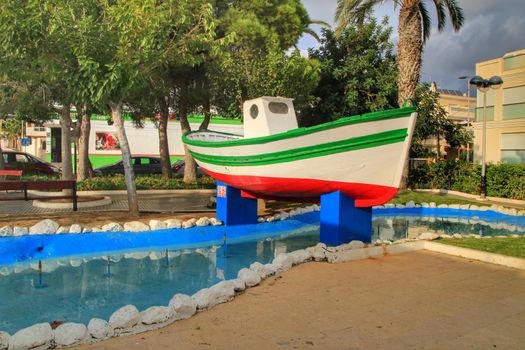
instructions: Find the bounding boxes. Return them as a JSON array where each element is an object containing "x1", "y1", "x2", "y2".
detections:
[
  {"x1": 504, "y1": 53, "x2": 525, "y2": 71},
  {"x1": 503, "y1": 85, "x2": 525, "y2": 120},
  {"x1": 501, "y1": 133, "x2": 525, "y2": 164},
  {"x1": 475, "y1": 90, "x2": 495, "y2": 121}
]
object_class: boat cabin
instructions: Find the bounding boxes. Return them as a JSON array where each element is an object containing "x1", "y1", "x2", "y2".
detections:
[{"x1": 242, "y1": 97, "x2": 298, "y2": 138}]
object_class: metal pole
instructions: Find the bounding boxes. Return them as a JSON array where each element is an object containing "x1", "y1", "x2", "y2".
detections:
[
  {"x1": 481, "y1": 92, "x2": 487, "y2": 198},
  {"x1": 466, "y1": 81, "x2": 471, "y2": 163}
]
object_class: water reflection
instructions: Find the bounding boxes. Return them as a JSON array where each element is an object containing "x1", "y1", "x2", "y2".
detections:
[
  {"x1": 372, "y1": 216, "x2": 524, "y2": 241},
  {"x1": 0, "y1": 229, "x2": 319, "y2": 334},
  {"x1": 0, "y1": 214, "x2": 523, "y2": 334}
]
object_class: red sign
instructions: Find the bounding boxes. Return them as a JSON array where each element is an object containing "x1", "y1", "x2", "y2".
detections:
[{"x1": 217, "y1": 185, "x2": 226, "y2": 198}]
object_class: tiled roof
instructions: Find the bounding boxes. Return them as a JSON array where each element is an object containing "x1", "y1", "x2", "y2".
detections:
[{"x1": 437, "y1": 89, "x2": 465, "y2": 96}]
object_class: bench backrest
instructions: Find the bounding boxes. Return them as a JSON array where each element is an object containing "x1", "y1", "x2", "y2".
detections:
[
  {"x1": 0, "y1": 170, "x2": 23, "y2": 177},
  {"x1": 0, "y1": 180, "x2": 75, "y2": 191}
]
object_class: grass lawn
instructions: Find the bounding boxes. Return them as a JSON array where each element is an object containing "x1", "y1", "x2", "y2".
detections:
[
  {"x1": 437, "y1": 237, "x2": 525, "y2": 259},
  {"x1": 389, "y1": 190, "x2": 489, "y2": 207}
]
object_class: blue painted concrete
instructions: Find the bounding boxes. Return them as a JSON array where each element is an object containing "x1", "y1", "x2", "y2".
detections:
[
  {"x1": 216, "y1": 181, "x2": 258, "y2": 225},
  {"x1": 373, "y1": 207, "x2": 525, "y2": 226},
  {"x1": 0, "y1": 207, "x2": 523, "y2": 267},
  {"x1": 0, "y1": 212, "x2": 319, "y2": 266},
  {"x1": 320, "y1": 191, "x2": 372, "y2": 245}
]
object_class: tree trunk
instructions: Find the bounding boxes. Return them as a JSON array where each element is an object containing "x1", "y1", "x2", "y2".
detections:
[
  {"x1": 77, "y1": 105, "x2": 93, "y2": 181},
  {"x1": 59, "y1": 106, "x2": 73, "y2": 196},
  {"x1": 158, "y1": 98, "x2": 172, "y2": 178},
  {"x1": 397, "y1": 2, "x2": 423, "y2": 107},
  {"x1": 179, "y1": 78, "x2": 197, "y2": 184},
  {"x1": 110, "y1": 100, "x2": 139, "y2": 216},
  {"x1": 397, "y1": 2, "x2": 422, "y2": 188},
  {"x1": 199, "y1": 79, "x2": 211, "y2": 130},
  {"x1": 436, "y1": 134, "x2": 441, "y2": 160},
  {"x1": 0, "y1": 142, "x2": 5, "y2": 170}
]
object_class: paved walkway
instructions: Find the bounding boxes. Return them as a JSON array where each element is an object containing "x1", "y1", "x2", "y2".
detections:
[
  {"x1": 77, "y1": 251, "x2": 525, "y2": 350},
  {"x1": 0, "y1": 193, "x2": 213, "y2": 215}
]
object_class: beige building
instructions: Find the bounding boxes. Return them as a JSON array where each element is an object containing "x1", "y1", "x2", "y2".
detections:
[
  {"x1": 473, "y1": 48, "x2": 525, "y2": 164},
  {"x1": 427, "y1": 82, "x2": 475, "y2": 159}
]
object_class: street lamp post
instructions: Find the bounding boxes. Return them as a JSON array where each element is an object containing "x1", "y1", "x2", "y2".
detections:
[
  {"x1": 459, "y1": 76, "x2": 471, "y2": 163},
  {"x1": 469, "y1": 75, "x2": 503, "y2": 198}
]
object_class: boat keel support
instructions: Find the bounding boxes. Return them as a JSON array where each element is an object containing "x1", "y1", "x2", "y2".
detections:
[
  {"x1": 320, "y1": 191, "x2": 372, "y2": 245},
  {"x1": 216, "y1": 181, "x2": 258, "y2": 225}
]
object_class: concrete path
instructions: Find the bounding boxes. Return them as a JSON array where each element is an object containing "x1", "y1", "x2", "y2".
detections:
[
  {"x1": 0, "y1": 192, "x2": 213, "y2": 215},
  {"x1": 76, "y1": 251, "x2": 525, "y2": 350}
]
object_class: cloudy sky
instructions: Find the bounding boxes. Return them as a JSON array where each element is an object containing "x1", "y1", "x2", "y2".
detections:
[{"x1": 298, "y1": 0, "x2": 525, "y2": 92}]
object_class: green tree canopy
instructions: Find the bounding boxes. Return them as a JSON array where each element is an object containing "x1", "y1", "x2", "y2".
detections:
[
  {"x1": 411, "y1": 83, "x2": 472, "y2": 158},
  {"x1": 304, "y1": 17, "x2": 398, "y2": 125}
]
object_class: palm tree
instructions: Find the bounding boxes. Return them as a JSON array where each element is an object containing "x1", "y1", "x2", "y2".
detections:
[
  {"x1": 335, "y1": 0, "x2": 464, "y2": 107},
  {"x1": 302, "y1": 19, "x2": 332, "y2": 43}
]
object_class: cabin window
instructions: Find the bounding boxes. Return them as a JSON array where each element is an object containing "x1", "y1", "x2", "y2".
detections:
[
  {"x1": 250, "y1": 104, "x2": 259, "y2": 119},
  {"x1": 268, "y1": 102, "x2": 289, "y2": 114}
]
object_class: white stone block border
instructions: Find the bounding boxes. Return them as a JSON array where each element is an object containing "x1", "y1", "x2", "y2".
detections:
[
  {"x1": 3, "y1": 234, "x2": 524, "y2": 349},
  {"x1": 1, "y1": 201, "x2": 522, "y2": 238},
  {"x1": 32, "y1": 196, "x2": 112, "y2": 210}
]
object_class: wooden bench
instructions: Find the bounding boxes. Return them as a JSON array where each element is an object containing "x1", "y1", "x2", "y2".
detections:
[
  {"x1": 0, "y1": 180, "x2": 78, "y2": 211},
  {"x1": 0, "y1": 169, "x2": 23, "y2": 180}
]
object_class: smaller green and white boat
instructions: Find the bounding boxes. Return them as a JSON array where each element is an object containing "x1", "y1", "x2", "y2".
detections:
[{"x1": 183, "y1": 97, "x2": 417, "y2": 207}]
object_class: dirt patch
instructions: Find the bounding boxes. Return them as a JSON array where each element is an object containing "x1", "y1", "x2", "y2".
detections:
[
  {"x1": 0, "y1": 200, "x2": 307, "y2": 228},
  {"x1": 0, "y1": 211, "x2": 216, "y2": 228}
]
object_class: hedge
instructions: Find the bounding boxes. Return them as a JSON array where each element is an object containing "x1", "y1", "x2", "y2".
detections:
[
  {"x1": 21, "y1": 174, "x2": 216, "y2": 191},
  {"x1": 409, "y1": 161, "x2": 525, "y2": 200}
]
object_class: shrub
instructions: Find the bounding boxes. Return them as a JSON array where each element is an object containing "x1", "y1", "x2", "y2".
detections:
[
  {"x1": 77, "y1": 175, "x2": 216, "y2": 191},
  {"x1": 409, "y1": 162, "x2": 525, "y2": 200}
]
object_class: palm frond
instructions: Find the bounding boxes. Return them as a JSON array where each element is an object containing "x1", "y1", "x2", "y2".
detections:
[
  {"x1": 335, "y1": 0, "x2": 382, "y2": 36},
  {"x1": 432, "y1": 0, "x2": 446, "y2": 32},
  {"x1": 302, "y1": 28, "x2": 321, "y2": 43},
  {"x1": 442, "y1": 0, "x2": 464, "y2": 31},
  {"x1": 419, "y1": 1, "x2": 432, "y2": 42},
  {"x1": 309, "y1": 19, "x2": 331, "y2": 28}
]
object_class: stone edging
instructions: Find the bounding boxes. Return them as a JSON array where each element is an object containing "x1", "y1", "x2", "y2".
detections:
[
  {"x1": 32, "y1": 196, "x2": 112, "y2": 210},
  {"x1": 3, "y1": 237, "x2": 523, "y2": 349},
  {"x1": 1, "y1": 201, "x2": 523, "y2": 238},
  {"x1": 414, "y1": 189, "x2": 525, "y2": 207}
]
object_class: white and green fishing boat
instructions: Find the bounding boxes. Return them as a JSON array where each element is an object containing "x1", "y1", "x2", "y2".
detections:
[{"x1": 183, "y1": 97, "x2": 417, "y2": 207}]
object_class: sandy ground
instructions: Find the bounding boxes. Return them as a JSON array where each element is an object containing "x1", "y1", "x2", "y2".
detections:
[
  {"x1": 0, "y1": 211, "x2": 215, "y2": 228},
  {"x1": 0, "y1": 199, "x2": 299, "y2": 228},
  {"x1": 76, "y1": 251, "x2": 525, "y2": 350}
]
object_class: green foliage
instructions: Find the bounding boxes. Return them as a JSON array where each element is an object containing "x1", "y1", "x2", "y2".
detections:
[
  {"x1": 210, "y1": 48, "x2": 320, "y2": 117},
  {"x1": 411, "y1": 84, "x2": 472, "y2": 158},
  {"x1": 304, "y1": 17, "x2": 398, "y2": 125},
  {"x1": 76, "y1": 175, "x2": 216, "y2": 191},
  {"x1": 409, "y1": 162, "x2": 525, "y2": 200},
  {"x1": 21, "y1": 174, "x2": 216, "y2": 191},
  {"x1": 207, "y1": 0, "x2": 319, "y2": 118}
]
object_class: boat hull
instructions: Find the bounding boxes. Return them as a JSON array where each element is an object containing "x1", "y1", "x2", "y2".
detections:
[{"x1": 183, "y1": 108, "x2": 418, "y2": 207}]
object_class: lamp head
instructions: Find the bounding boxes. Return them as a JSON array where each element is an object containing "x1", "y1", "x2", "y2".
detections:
[
  {"x1": 469, "y1": 75, "x2": 485, "y2": 87},
  {"x1": 488, "y1": 76, "x2": 503, "y2": 90}
]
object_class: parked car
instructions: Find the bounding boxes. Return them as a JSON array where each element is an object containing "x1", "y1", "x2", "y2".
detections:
[
  {"x1": 172, "y1": 160, "x2": 206, "y2": 177},
  {"x1": 94, "y1": 157, "x2": 207, "y2": 177},
  {"x1": 94, "y1": 156, "x2": 164, "y2": 176},
  {"x1": 2, "y1": 151, "x2": 60, "y2": 175}
]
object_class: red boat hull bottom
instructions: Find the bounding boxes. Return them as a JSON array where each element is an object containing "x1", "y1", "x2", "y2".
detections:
[{"x1": 203, "y1": 169, "x2": 398, "y2": 208}]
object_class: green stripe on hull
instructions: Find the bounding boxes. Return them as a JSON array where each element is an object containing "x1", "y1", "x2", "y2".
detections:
[
  {"x1": 183, "y1": 107, "x2": 415, "y2": 148},
  {"x1": 190, "y1": 128, "x2": 408, "y2": 167}
]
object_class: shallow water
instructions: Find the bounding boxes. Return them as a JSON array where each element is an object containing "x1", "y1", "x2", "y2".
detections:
[{"x1": 0, "y1": 213, "x2": 523, "y2": 334}]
